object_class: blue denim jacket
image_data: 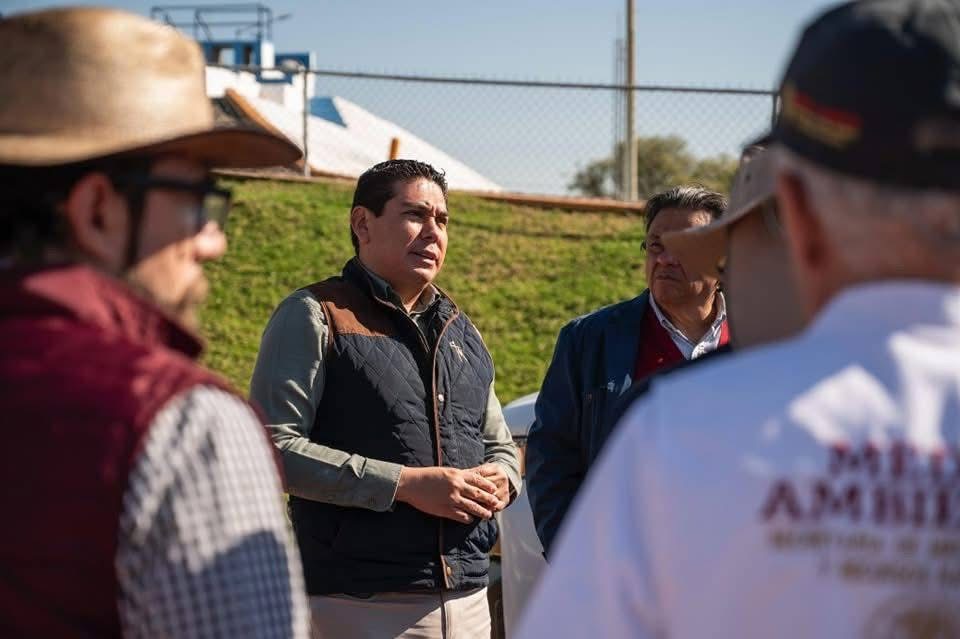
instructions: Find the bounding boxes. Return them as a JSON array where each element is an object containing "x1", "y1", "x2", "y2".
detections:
[{"x1": 526, "y1": 291, "x2": 649, "y2": 556}]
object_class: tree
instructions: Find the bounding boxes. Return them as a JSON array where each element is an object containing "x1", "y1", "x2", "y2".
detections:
[{"x1": 568, "y1": 134, "x2": 738, "y2": 199}]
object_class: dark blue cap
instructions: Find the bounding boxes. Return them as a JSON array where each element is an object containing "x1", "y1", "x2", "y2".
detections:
[{"x1": 772, "y1": 0, "x2": 960, "y2": 189}]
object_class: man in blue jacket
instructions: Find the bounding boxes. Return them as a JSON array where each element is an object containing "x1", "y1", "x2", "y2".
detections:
[{"x1": 527, "y1": 185, "x2": 728, "y2": 556}]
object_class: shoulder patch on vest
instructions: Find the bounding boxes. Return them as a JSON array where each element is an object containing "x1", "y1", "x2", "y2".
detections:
[{"x1": 304, "y1": 279, "x2": 396, "y2": 339}]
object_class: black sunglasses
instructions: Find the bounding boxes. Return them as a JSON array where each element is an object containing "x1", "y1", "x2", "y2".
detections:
[{"x1": 111, "y1": 175, "x2": 233, "y2": 232}]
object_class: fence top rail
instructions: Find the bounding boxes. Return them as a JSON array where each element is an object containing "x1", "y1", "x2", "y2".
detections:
[{"x1": 207, "y1": 62, "x2": 776, "y2": 96}]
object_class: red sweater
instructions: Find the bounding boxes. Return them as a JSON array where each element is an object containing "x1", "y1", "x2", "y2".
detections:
[
  {"x1": 633, "y1": 306, "x2": 730, "y2": 384},
  {"x1": 0, "y1": 265, "x2": 230, "y2": 638}
]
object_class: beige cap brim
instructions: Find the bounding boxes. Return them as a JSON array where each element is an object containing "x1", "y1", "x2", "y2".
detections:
[
  {"x1": 0, "y1": 126, "x2": 302, "y2": 169},
  {"x1": 663, "y1": 220, "x2": 729, "y2": 279},
  {"x1": 663, "y1": 144, "x2": 776, "y2": 278}
]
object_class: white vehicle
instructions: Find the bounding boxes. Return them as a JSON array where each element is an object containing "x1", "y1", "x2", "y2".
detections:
[{"x1": 497, "y1": 392, "x2": 547, "y2": 637}]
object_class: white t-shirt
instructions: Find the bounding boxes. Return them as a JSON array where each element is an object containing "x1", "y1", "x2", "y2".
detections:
[{"x1": 517, "y1": 281, "x2": 960, "y2": 639}]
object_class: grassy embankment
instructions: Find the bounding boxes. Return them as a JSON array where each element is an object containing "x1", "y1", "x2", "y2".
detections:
[{"x1": 202, "y1": 178, "x2": 648, "y2": 403}]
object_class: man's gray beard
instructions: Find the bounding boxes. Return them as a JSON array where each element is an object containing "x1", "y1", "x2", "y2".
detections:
[{"x1": 123, "y1": 272, "x2": 208, "y2": 332}]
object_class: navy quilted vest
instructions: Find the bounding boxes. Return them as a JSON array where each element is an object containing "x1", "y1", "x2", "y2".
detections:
[{"x1": 289, "y1": 260, "x2": 497, "y2": 595}]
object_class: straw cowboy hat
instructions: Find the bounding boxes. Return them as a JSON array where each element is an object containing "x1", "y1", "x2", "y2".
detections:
[
  {"x1": 662, "y1": 143, "x2": 776, "y2": 278},
  {"x1": 0, "y1": 6, "x2": 301, "y2": 168}
]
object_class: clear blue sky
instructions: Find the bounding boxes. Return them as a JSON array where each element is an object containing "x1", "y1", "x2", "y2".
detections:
[
  {"x1": 2, "y1": 0, "x2": 837, "y2": 86},
  {"x1": 2, "y1": 0, "x2": 840, "y2": 193}
]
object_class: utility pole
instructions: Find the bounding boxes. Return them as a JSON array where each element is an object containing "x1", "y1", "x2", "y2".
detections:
[
  {"x1": 625, "y1": 0, "x2": 637, "y2": 201},
  {"x1": 613, "y1": 37, "x2": 624, "y2": 199}
]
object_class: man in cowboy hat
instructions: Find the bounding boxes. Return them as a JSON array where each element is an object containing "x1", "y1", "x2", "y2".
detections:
[
  {"x1": 0, "y1": 7, "x2": 308, "y2": 638},
  {"x1": 518, "y1": 1, "x2": 960, "y2": 636}
]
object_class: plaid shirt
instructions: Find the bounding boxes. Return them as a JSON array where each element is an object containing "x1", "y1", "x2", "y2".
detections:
[{"x1": 115, "y1": 386, "x2": 309, "y2": 638}]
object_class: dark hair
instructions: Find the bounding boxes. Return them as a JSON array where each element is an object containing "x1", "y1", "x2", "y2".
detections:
[
  {"x1": 0, "y1": 155, "x2": 152, "y2": 262},
  {"x1": 350, "y1": 159, "x2": 448, "y2": 253},
  {"x1": 643, "y1": 185, "x2": 726, "y2": 231}
]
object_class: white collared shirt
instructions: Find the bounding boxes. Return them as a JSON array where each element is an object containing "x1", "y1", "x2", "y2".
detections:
[
  {"x1": 517, "y1": 281, "x2": 960, "y2": 639},
  {"x1": 648, "y1": 291, "x2": 727, "y2": 359}
]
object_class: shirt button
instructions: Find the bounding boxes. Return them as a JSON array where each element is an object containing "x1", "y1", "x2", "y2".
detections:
[{"x1": 438, "y1": 393, "x2": 445, "y2": 402}]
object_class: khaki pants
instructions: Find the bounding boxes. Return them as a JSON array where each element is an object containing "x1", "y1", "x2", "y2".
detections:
[{"x1": 309, "y1": 588, "x2": 491, "y2": 639}]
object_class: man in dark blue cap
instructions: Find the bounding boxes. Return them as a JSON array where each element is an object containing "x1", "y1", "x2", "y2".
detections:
[{"x1": 518, "y1": 2, "x2": 960, "y2": 636}]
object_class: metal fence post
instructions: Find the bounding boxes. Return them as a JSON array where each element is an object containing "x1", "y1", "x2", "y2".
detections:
[{"x1": 302, "y1": 66, "x2": 310, "y2": 177}]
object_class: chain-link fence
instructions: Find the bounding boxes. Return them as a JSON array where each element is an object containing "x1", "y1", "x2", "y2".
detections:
[{"x1": 215, "y1": 64, "x2": 776, "y2": 198}]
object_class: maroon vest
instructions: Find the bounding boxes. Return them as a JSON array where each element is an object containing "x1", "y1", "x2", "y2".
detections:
[
  {"x1": 633, "y1": 305, "x2": 730, "y2": 383},
  {"x1": 0, "y1": 265, "x2": 233, "y2": 638}
]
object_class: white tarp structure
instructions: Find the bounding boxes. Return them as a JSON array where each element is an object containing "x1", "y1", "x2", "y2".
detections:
[
  {"x1": 207, "y1": 67, "x2": 501, "y2": 191},
  {"x1": 256, "y1": 95, "x2": 501, "y2": 191}
]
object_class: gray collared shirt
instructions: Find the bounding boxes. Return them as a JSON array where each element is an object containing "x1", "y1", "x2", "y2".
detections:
[{"x1": 249, "y1": 267, "x2": 521, "y2": 512}]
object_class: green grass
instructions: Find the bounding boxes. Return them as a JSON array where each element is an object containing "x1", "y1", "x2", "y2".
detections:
[{"x1": 201, "y1": 178, "x2": 648, "y2": 403}]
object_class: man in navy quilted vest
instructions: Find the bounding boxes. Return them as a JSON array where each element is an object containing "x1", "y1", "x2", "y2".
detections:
[
  {"x1": 251, "y1": 159, "x2": 522, "y2": 638},
  {"x1": 0, "y1": 6, "x2": 308, "y2": 638}
]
